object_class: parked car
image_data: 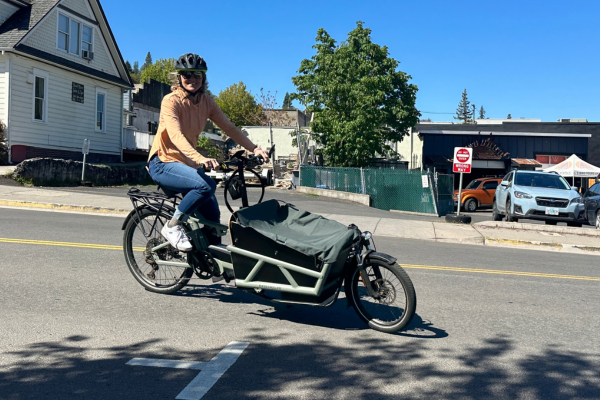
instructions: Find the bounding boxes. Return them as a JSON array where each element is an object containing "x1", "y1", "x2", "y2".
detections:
[
  {"x1": 582, "y1": 182, "x2": 600, "y2": 229},
  {"x1": 492, "y1": 170, "x2": 585, "y2": 226},
  {"x1": 453, "y1": 178, "x2": 502, "y2": 212}
]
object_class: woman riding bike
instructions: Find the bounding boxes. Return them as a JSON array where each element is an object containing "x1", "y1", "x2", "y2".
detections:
[{"x1": 147, "y1": 53, "x2": 269, "y2": 251}]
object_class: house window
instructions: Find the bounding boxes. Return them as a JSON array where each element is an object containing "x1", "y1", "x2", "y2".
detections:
[
  {"x1": 58, "y1": 14, "x2": 69, "y2": 51},
  {"x1": 57, "y1": 13, "x2": 93, "y2": 57},
  {"x1": 32, "y1": 70, "x2": 49, "y2": 123},
  {"x1": 96, "y1": 89, "x2": 106, "y2": 132},
  {"x1": 69, "y1": 19, "x2": 80, "y2": 54},
  {"x1": 82, "y1": 25, "x2": 92, "y2": 54}
]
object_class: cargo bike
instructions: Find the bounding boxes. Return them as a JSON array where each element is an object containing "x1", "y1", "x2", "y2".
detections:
[{"x1": 122, "y1": 150, "x2": 416, "y2": 333}]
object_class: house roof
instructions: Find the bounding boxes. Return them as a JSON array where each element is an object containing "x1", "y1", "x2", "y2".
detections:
[
  {"x1": 0, "y1": 0, "x2": 59, "y2": 48},
  {"x1": 0, "y1": 0, "x2": 132, "y2": 87}
]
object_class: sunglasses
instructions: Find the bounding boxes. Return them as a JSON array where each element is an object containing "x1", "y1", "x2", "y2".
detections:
[{"x1": 179, "y1": 71, "x2": 203, "y2": 79}]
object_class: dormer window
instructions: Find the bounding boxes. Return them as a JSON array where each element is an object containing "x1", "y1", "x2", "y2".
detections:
[{"x1": 57, "y1": 13, "x2": 93, "y2": 58}]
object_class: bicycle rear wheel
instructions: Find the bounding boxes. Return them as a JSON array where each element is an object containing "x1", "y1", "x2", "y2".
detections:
[
  {"x1": 346, "y1": 259, "x2": 416, "y2": 333},
  {"x1": 123, "y1": 208, "x2": 192, "y2": 294}
]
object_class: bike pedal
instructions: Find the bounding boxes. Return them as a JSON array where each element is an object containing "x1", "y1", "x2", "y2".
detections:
[{"x1": 211, "y1": 275, "x2": 225, "y2": 283}]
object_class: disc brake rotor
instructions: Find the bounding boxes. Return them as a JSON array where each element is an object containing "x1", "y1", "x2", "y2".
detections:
[
  {"x1": 144, "y1": 238, "x2": 183, "y2": 281},
  {"x1": 374, "y1": 279, "x2": 397, "y2": 305}
]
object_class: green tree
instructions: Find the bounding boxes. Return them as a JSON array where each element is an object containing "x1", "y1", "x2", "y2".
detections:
[
  {"x1": 507, "y1": 113, "x2": 512, "y2": 119},
  {"x1": 479, "y1": 106, "x2": 486, "y2": 119},
  {"x1": 282, "y1": 92, "x2": 294, "y2": 109},
  {"x1": 140, "y1": 58, "x2": 176, "y2": 85},
  {"x1": 454, "y1": 89, "x2": 473, "y2": 124},
  {"x1": 133, "y1": 61, "x2": 140, "y2": 74},
  {"x1": 197, "y1": 135, "x2": 221, "y2": 159},
  {"x1": 215, "y1": 82, "x2": 264, "y2": 128},
  {"x1": 125, "y1": 60, "x2": 133, "y2": 73},
  {"x1": 141, "y1": 52, "x2": 152, "y2": 71},
  {"x1": 291, "y1": 21, "x2": 420, "y2": 167}
]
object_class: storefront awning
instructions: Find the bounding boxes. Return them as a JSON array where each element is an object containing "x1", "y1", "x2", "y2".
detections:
[{"x1": 511, "y1": 159, "x2": 542, "y2": 167}]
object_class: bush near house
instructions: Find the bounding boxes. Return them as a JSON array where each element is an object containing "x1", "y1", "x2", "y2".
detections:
[{"x1": 0, "y1": 121, "x2": 7, "y2": 165}]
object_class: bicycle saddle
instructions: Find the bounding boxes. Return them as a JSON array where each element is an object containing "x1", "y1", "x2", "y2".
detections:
[{"x1": 156, "y1": 185, "x2": 180, "y2": 198}]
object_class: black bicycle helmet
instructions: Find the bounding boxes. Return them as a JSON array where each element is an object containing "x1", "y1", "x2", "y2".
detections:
[{"x1": 175, "y1": 53, "x2": 207, "y2": 72}]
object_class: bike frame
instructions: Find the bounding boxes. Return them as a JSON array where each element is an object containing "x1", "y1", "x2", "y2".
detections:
[{"x1": 126, "y1": 144, "x2": 384, "y2": 301}]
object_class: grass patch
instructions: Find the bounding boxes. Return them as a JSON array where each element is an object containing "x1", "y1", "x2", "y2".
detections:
[{"x1": 305, "y1": 193, "x2": 319, "y2": 198}]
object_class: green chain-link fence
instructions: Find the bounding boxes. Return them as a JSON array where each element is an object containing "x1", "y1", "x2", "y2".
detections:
[{"x1": 300, "y1": 166, "x2": 454, "y2": 215}]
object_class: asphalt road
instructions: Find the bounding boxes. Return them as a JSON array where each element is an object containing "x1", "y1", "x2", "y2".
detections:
[{"x1": 1, "y1": 208, "x2": 599, "y2": 399}]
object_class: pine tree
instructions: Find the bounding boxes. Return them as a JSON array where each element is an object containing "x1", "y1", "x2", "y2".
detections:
[
  {"x1": 133, "y1": 61, "x2": 140, "y2": 74},
  {"x1": 454, "y1": 89, "x2": 473, "y2": 124},
  {"x1": 479, "y1": 106, "x2": 486, "y2": 119},
  {"x1": 507, "y1": 113, "x2": 512, "y2": 119},
  {"x1": 282, "y1": 92, "x2": 291, "y2": 109},
  {"x1": 125, "y1": 61, "x2": 133, "y2": 73},
  {"x1": 141, "y1": 52, "x2": 152, "y2": 71}
]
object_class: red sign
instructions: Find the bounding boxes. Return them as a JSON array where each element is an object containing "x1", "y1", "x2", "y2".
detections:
[{"x1": 453, "y1": 147, "x2": 472, "y2": 173}]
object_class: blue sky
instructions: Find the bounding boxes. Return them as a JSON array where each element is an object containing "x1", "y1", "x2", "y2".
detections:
[{"x1": 102, "y1": 0, "x2": 600, "y2": 122}]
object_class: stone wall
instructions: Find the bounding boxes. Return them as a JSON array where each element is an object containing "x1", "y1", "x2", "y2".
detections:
[{"x1": 13, "y1": 158, "x2": 153, "y2": 186}]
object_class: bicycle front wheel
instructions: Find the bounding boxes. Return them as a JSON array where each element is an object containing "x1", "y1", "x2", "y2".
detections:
[
  {"x1": 123, "y1": 209, "x2": 193, "y2": 294},
  {"x1": 346, "y1": 259, "x2": 416, "y2": 333}
]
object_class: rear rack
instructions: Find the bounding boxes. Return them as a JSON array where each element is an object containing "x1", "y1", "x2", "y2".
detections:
[{"x1": 127, "y1": 187, "x2": 181, "y2": 237}]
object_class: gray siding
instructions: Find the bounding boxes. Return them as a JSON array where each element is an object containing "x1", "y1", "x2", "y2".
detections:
[
  {"x1": 22, "y1": 9, "x2": 119, "y2": 77},
  {"x1": 60, "y1": 0, "x2": 94, "y2": 19},
  {"x1": 8, "y1": 54, "x2": 122, "y2": 155},
  {"x1": 0, "y1": 54, "x2": 8, "y2": 125},
  {"x1": 0, "y1": 1, "x2": 19, "y2": 26}
]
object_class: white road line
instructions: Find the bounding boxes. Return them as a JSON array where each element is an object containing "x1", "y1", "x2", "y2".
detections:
[
  {"x1": 127, "y1": 358, "x2": 206, "y2": 370},
  {"x1": 127, "y1": 341, "x2": 250, "y2": 400}
]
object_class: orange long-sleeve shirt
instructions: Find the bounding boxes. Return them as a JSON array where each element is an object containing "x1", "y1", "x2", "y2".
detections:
[{"x1": 148, "y1": 88, "x2": 254, "y2": 168}]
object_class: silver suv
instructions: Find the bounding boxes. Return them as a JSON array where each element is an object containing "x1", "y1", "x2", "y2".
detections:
[{"x1": 492, "y1": 170, "x2": 585, "y2": 226}]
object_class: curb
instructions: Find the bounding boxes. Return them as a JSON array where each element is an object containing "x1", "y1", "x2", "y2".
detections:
[
  {"x1": 0, "y1": 199, "x2": 129, "y2": 214},
  {"x1": 485, "y1": 237, "x2": 600, "y2": 255},
  {"x1": 475, "y1": 221, "x2": 600, "y2": 237}
]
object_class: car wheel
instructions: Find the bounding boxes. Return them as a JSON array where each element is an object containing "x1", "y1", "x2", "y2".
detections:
[
  {"x1": 506, "y1": 198, "x2": 518, "y2": 222},
  {"x1": 464, "y1": 198, "x2": 477, "y2": 212},
  {"x1": 492, "y1": 199, "x2": 503, "y2": 221},
  {"x1": 596, "y1": 211, "x2": 600, "y2": 230},
  {"x1": 545, "y1": 220, "x2": 558, "y2": 225}
]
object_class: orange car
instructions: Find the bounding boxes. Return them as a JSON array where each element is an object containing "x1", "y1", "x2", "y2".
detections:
[{"x1": 453, "y1": 177, "x2": 502, "y2": 212}]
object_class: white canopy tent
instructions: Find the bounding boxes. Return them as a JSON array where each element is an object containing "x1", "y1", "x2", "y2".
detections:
[{"x1": 543, "y1": 154, "x2": 600, "y2": 185}]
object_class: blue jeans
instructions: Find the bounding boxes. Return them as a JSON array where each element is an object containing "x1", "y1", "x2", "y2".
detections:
[{"x1": 148, "y1": 156, "x2": 220, "y2": 224}]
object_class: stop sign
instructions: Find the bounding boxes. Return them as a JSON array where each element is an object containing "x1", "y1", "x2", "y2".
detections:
[{"x1": 453, "y1": 147, "x2": 472, "y2": 173}]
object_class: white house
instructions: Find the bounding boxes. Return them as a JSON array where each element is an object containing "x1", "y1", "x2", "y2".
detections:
[{"x1": 0, "y1": 0, "x2": 132, "y2": 164}]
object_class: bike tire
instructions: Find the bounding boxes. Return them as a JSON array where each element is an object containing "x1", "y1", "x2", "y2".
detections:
[
  {"x1": 346, "y1": 259, "x2": 416, "y2": 333},
  {"x1": 123, "y1": 208, "x2": 193, "y2": 294}
]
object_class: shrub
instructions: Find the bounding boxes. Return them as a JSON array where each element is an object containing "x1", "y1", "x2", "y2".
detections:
[{"x1": 0, "y1": 121, "x2": 7, "y2": 165}]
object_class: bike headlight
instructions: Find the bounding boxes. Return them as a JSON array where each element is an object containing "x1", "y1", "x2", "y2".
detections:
[
  {"x1": 514, "y1": 191, "x2": 532, "y2": 199},
  {"x1": 570, "y1": 197, "x2": 583, "y2": 204}
]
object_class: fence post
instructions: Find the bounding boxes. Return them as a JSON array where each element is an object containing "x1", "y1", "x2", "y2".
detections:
[
  {"x1": 428, "y1": 171, "x2": 438, "y2": 216},
  {"x1": 360, "y1": 168, "x2": 366, "y2": 194}
]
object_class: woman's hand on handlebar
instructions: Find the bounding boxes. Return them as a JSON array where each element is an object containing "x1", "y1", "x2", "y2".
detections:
[
  {"x1": 253, "y1": 147, "x2": 270, "y2": 163},
  {"x1": 199, "y1": 157, "x2": 220, "y2": 171}
]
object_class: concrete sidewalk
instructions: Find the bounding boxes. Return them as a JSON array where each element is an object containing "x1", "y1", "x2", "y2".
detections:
[{"x1": 0, "y1": 182, "x2": 599, "y2": 256}]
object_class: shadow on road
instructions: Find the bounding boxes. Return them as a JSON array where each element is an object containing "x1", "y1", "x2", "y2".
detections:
[
  {"x1": 1, "y1": 333, "x2": 599, "y2": 399},
  {"x1": 169, "y1": 284, "x2": 447, "y2": 338}
]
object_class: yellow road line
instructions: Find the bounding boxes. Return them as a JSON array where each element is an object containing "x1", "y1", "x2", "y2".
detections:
[
  {"x1": 401, "y1": 264, "x2": 600, "y2": 282},
  {"x1": 0, "y1": 238, "x2": 144, "y2": 252},
  {"x1": 0, "y1": 237, "x2": 598, "y2": 282}
]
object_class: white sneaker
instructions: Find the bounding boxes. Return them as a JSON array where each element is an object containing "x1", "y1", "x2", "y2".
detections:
[{"x1": 161, "y1": 223, "x2": 193, "y2": 252}]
